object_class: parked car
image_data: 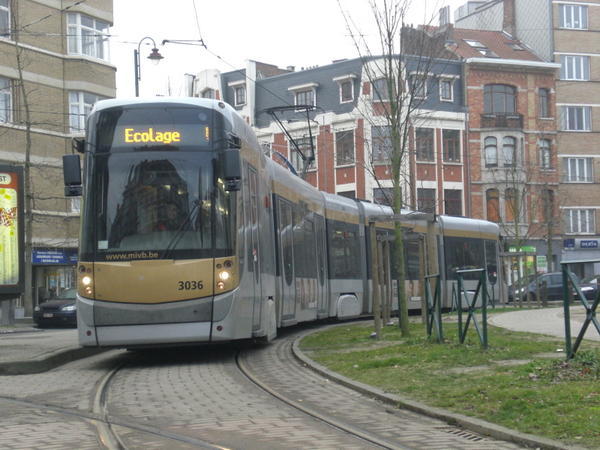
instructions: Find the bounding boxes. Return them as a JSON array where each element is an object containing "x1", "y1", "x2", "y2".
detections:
[
  {"x1": 509, "y1": 272, "x2": 597, "y2": 302},
  {"x1": 33, "y1": 288, "x2": 77, "y2": 328}
]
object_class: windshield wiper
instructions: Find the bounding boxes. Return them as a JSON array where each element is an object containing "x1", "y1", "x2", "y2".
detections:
[{"x1": 161, "y1": 199, "x2": 200, "y2": 260}]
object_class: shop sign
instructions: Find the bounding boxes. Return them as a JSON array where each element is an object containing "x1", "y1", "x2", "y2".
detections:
[
  {"x1": 0, "y1": 166, "x2": 24, "y2": 296},
  {"x1": 580, "y1": 240, "x2": 599, "y2": 249},
  {"x1": 33, "y1": 249, "x2": 78, "y2": 265},
  {"x1": 564, "y1": 239, "x2": 575, "y2": 249},
  {"x1": 536, "y1": 255, "x2": 548, "y2": 273},
  {"x1": 508, "y1": 245, "x2": 536, "y2": 253}
]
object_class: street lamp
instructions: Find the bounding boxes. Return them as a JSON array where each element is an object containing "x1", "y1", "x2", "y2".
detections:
[{"x1": 134, "y1": 36, "x2": 164, "y2": 97}]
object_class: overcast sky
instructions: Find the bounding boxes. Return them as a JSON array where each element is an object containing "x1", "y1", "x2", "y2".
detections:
[{"x1": 110, "y1": 0, "x2": 468, "y2": 98}]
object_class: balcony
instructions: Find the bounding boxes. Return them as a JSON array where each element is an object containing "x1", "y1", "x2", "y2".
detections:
[{"x1": 480, "y1": 113, "x2": 523, "y2": 129}]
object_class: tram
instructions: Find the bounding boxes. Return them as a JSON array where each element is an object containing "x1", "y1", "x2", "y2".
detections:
[{"x1": 62, "y1": 98, "x2": 501, "y2": 347}]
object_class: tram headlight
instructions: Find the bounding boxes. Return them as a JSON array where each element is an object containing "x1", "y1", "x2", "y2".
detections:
[
  {"x1": 80, "y1": 275, "x2": 94, "y2": 296},
  {"x1": 218, "y1": 270, "x2": 231, "y2": 282},
  {"x1": 217, "y1": 281, "x2": 225, "y2": 290}
]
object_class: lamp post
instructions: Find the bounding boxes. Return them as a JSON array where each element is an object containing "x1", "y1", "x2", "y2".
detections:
[{"x1": 134, "y1": 36, "x2": 164, "y2": 97}]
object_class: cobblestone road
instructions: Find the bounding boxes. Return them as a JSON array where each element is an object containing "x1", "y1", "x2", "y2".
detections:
[{"x1": 0, "y1": 327, "x2": 528, "y2": 449}]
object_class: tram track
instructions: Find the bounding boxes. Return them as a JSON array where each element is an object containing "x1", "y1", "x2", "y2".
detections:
[{"x1": 236, "y1": 341, "x2": 408, "y2": 450}]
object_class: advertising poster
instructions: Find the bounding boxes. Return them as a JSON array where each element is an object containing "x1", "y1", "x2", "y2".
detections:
[{"x1": 0, "y1": 167, "x2": 23, "y2": 294}]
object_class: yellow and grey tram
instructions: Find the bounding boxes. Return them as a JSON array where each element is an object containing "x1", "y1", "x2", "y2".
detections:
[{"x1": 62, "y1": 97, "x2": 501, "y2": 347}]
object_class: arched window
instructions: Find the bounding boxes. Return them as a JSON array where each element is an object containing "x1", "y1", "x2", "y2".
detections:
[
  {"x1": 484, "y1": 84, "x2": 516, "y2": 114},
  {"x1": 540, "y1": 139, "x2": 551, "y2": 169},
  {"x1": 486, "y1": 188, "x2": 500, "y2": 222},
  {"x1": 484, "y1": 136, "x2": 497, "y2": 167},
  {"x1": 505, "y1": 188, "x2": 517, "y2": 223},
  {"x1": 503, "y1": 136, "x2": 516, "y2": 167}
]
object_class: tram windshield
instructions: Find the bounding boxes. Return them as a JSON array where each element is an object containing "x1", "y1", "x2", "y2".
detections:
[{"x1": 80, "y1": 105, "x2": 236, "y2": 261}]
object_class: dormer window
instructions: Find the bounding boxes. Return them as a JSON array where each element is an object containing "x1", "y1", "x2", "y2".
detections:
[
  {"x1": 228, "y1": 80, "x2": 246, "y2": 107},
  {"x1": 288, "y1": 82, "x2": 318, "y2": 110},
  {"x1": 464, "y1": 39, "x2": 498, "y2": 57},
  {"x1": 333, "y1": 74, "x2": 357, "y2": 103}
]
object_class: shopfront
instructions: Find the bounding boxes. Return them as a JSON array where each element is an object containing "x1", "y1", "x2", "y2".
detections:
[
  {"x1": 33, "y1": 248, "x2": 78, "y2": 306},
  {"x1": 562, "y1": 239, "x2": 600, "y2": 278}
]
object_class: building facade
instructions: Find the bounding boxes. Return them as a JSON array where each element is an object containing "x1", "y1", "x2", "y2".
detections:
[
  {"x1": 0, "y1": 0, "x2": 115, "y2": 315},
  {"x1": 455, "y1": 0, "x2": 600, "y2": 276},
  {"x1": 191, "y1": 54, "x2": 469, "y2": 216}
]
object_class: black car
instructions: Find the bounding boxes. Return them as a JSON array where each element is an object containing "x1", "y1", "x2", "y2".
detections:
[
  {"x1": 509, "y1": 272, "x2": 597, "y2": 302},
  {"x1": 33, "y1": 288, "x2": 77, "y2": 327}
]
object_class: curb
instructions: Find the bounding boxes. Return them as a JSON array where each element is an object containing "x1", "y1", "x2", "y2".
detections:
[
  {"x1": 291, "y1": 324, "x2": 579, "y2": 450},
  {"x1": 0, "y1": 347, "x2": 107, "y2": 375}
]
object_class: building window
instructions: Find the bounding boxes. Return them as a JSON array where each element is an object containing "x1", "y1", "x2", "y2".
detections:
[
  {"x1": 340, "y1": 80, "x2": 353, "y2": 102},
  {"x1": 0, "y1": 76, "x2": 11, "y2": 123},
  {"x1": 201, "y1": 88, "x2": 216, "y2": 99},
  {"x1": 338, "y1": 190, "x2": 355, "y2": 199},
  {"x1": 373, "y1": 188, "x2": 393, "y2": 206},
  {"x1": 410, "y1": 75, "x2": 427, "y2": 99},
  {"x1": 415, "y1": 128, "x2": 434, "y2": 161},
  {"x1": 290, "y1": 136, "x2": 315, "y2": 171},
  {"x1": 417, "y1": 188, "x2": 436, "y2": 213},
  {"x1": 505, "y1": 188, "x2": 517, "y2": 223},
  {"x1": 295, "y1": 89, "x2": 315, "y2": 107},
  {"x1": 67, "y1": 13, "x2": 109, "y2": 60},
  {"x1": 560, "y1": 4, "x2": 588, "y2": 29},
  {"x1": 372, "y1": 78, "x2": 390, "y2": 101},
  {"x1": 560, "y1": 55, "x2": 590, "y2": 81},
  {"x1": 502, "y1": 136, "x2": 516, "y2": 167},
  {"x1": 442, "y1": 129, "x2": 460, "y2": 162},
  {"x1": 372, "y1": 126, "x2": 391, "y2": 163},
  {"x1": 486, "y1": 189, "x2": 500, "y2": 222},
  {"x1": 335, "y1": 130, "x2": 354, "y2": 166},
  {"x1": 69, "y1": 91, "x2": 103, "y2": 132},
  {"x1": 439, "y1": 79, "x2": 453, "y2": 102},
  {"x1": 565, "y1": 209, "x2": 595, "y2": 234},
  {"x1": 0, "y1": 0, "x2": 9, "y2": 38},
  {"x1": 484, "y1": 84, "x2": 516, "y2": 114},
  {"x1": 444, "y1": 190, "x2": 462, "y2": 216},
  {"x1": 484, "y1": 136, "x2": 498, "y2": 167},
  {"x1": 564, "y1": 157, "x2": 593, "y2": 182},
  {"x1": 539, "y1": 88, "x2": 550, "y2": 118},
  {"x1": 234, "y1": 85, "x2": 246, "y2": 106},
  {"x1": 540, "y1": 139, "x2": 552, "y2": 169},
  {"x1": 562, "y1": 106, "x2": 591, "y2": 131}
]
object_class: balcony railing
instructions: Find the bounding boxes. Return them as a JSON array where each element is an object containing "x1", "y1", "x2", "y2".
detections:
[{"x1": 480, "y1": 113, "x2": 523, "y2": 129}]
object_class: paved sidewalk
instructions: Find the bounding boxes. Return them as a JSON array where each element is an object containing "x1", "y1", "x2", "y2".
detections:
[
  {"x1": 0, "y1": 324, "x2": 103, "y2": 375},
  {"x1": 489, "y1": 305, "x2": 600, "y2": 342}
]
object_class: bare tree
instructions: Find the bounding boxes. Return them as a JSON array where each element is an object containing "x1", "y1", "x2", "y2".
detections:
[{"x1": 340, "y1": 0, "x2": 453, "y2": 336}]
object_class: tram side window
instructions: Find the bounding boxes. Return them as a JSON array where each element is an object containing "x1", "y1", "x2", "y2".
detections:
[
  {"x1": 485, "y1": 239, "x2": 498, "y2": 284},
  {"x1": 404, "y1": 240, "x2": 420, "y2": 281},
  {"x1": 445, "y1": 236, "x2": 484, "y2": 280},
  {"x1": 328, "y1": 220, "x2": 361, "y2": 279}
]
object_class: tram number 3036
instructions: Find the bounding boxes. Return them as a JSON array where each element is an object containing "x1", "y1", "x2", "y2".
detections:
[{"x1": 177, "y1": 280, "x2": 204, "y2": 290}]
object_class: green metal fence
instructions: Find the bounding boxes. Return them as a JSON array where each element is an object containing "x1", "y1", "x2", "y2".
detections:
[
  {"x1": 425, "y1": 274, "x2": 442, "y2": 342},
  {"x1": 455, "y1": 268, "x2": 489, "y2": 349},
  {"x1": 561, "y1": 258, "x2": 600, "y2": 359}
]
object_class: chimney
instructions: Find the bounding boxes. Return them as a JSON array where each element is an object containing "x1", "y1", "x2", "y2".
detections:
[{"x1": 503, "y1": 0, "x2": 516, "y2": 36}]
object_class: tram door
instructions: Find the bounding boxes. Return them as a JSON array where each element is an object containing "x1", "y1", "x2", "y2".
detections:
[
  {"x1": 245, "y1": 166, "x2": 262, "y2": 330},
  {"x1": 279, "y1": 199, "x2": 296, "y2": 318}
]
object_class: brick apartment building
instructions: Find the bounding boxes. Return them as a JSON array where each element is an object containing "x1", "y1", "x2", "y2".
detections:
[
  {"x1": 444, "y1": 28, "x2": 560, "y2": 277},
  {"x1": 455, "y1": 0, "x2": 600, "y2": 277},
  {"x1": 0, "y1": 0, "x2": 115, "y2": 315}
]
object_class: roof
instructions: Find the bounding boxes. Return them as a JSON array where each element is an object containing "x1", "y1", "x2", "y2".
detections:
[{"x1": 448, "y1": 28, "x2": 541, "y2": 62}]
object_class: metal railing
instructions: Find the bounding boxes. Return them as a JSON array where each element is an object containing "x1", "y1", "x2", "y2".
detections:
[
  {"x1": 561, "y1": 258, "x2": 600, "y2": 359},
  {"x1": 455, "y1": 269, "x2": 489, "y2": 349},
  {"x1": 425, "y1": 274, "x2": 442, "y2": 342}
]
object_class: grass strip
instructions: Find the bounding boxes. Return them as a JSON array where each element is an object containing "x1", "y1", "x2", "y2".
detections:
[{"x1": 300, "y1": 316, "x2": 600, "y2": 448}]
